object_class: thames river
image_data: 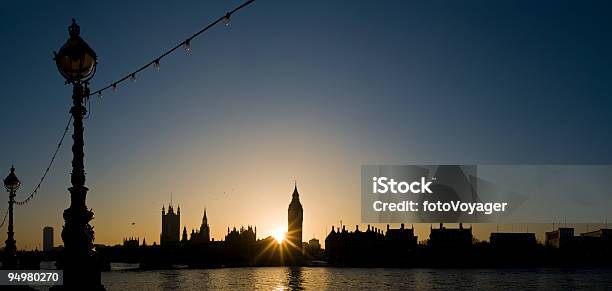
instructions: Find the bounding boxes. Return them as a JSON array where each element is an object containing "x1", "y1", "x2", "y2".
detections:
[{"x1": 33, "y1": 264, "x2": 612, "y2": 290}]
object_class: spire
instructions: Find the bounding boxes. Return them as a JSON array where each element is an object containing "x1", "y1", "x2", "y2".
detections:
[
  {"x1": 203, "y1": 207, "x2": 207, "y2": 222},
  {"x1": 170, "y1": 192, "x2": 173, "y2": 208},
  {"x1": 292, "y1": 181, "x2": 299, "y2": 199}
]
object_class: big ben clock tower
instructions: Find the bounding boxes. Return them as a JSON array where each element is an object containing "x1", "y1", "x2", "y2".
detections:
[{"x1": 287, "y1": 182, "x2": 303, "y2": 255}]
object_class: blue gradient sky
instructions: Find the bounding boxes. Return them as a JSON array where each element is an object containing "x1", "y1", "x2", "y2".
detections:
[{"x1": 1, "y1": 0, "x2": 611, "y2": 248}]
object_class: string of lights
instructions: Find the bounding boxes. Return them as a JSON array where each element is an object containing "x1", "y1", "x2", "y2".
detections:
[
  {"x1": 88, "y1": 0, "x2": 256, "y2": 98},
  {"x1": 15, "y1": 114, "x2": 72, "y2": 206},
  {"x1": 12, "y1": 0, "x2": 255, "y2": 206}
]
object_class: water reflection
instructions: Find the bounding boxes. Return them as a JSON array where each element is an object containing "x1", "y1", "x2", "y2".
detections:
[
  {"x1": 159, "y1": 270, "x2": 183, "y2": 290},
  {"x1": 98, "y1": 267, "x2": 612, "y2": 290},
  {"x1": 286, "y1": 267, "x2": 303, "y2": 290}
]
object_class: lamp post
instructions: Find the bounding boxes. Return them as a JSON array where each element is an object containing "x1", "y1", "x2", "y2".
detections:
[
  {"x1": 3, "y1": 165, "x2": 20, "y2": 269},
  {"x1": 53, "y1": 19, "x2": 103, "y2": 289}
]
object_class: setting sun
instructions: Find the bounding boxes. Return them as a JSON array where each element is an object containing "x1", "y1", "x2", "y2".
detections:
[{"x1": 273, "y1": 229, "x2": 286, "y2": 244}]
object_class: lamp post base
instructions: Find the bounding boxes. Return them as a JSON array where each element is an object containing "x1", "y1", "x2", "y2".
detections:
[
  {"x1": 59, "y1": 265, "x2": 104, "y2": 290},
  {"x1": 2, "y1": 235, "x2": 17, "y2": 269},
  {"x1": 1, "y1": 256, "x2": 18, "y2": 270},
  {"x1": 56, "y1": 203, "x2": 104, "y2": 289},
  {"x1": 54, "y1": 253, "x2": 105, "y2": 290}
]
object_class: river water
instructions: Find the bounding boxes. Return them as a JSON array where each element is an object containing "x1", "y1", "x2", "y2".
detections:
[{"x1": 34, "y1": 265, "x2": 612, "y2": 290}]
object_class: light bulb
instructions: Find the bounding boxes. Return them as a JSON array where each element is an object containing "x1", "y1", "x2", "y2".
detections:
[
  {"x1": 112, "y1": 83, "x2": 118, "y2": 92},
  {"x1": 183, "y1": 39, "x2": 192, "y2": 52},
  {"x1": 154, "y1": 59, "x2": 161, "y2": 71},
  {"x1": 98, "y1": 91, "x2": 102, "y2": 98},
  {"x1": 222, "y1": 13, "x2": 230, "y2": 26},
  {"x1": 130, "y1": 73, "x2": 136, "y2": 82}
]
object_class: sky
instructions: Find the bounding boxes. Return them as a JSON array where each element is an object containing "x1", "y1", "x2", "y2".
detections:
[{"x1": 1, "y1": 0, "x2": 612, "y2": 249}]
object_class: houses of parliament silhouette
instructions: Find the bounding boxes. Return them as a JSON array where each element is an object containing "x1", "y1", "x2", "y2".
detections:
[
  {"x1": 160, "y1": 184, "x2": 302, "y2": 247},
  {"x1": 109, "y1": 184, "x2": 307, "y2": 268},
  {"x1": 160, "y1": 201, "x2": 211, "y2": 246},
  {"x1": 160, "y1": 199, "x2": 180, "y2": 245}
]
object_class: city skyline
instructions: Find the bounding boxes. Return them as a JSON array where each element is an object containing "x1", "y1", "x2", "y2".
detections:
[
  {"x1": 2, "y1": 0, "x2": 612, "y2": 250},
  {"x1": 3, "y1": 176, "x2": 612, "y2": 250}
]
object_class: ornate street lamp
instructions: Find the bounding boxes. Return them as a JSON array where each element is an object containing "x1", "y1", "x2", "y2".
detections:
[
  {"x1": 3, "y1": 165, "x2": 20, "y2": 269},
  {"x1": 53, "y1": 19, "x2": 103, "y2": 289},
  {"x1": 55, "y1": 19, "x2": 97, "y2": 83}
]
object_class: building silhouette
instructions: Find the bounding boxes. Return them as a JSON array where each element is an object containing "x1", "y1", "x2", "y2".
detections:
[
  {"x1": 225, "y1": 226, "x2": 256, "y2": 244},
  {"x1": 581, "y1": 228, "x2": 611, "y2": 241},
  {"x1": 304, "y1": 238, "x2": 323, "y2": 260},
  {"x1": 545, "y1": 227, "x2": 574, "y2": 248},
  {"x1": 325, "y1": 224, "x2": 414, "y2": 266},
  {"x1": 189, "y1": 208, "x2": 210, "y2": 243},
  {"x1": 308, "y1": 238, "x2": 320, "y2": 250},
  {"x1": 386, "y1": 223, "x2": 418, "y2": 249},
  {"x1": 579, "y1": 228, "x2": 612, "y2": 251},
  {"x1": 181, "y1": 226, "x2": 188, "y2": 243},
  {"x1": 122, "y1": 237, "x2": 140, "y2": 248},
  {"x1": 490, "y1": 232, "x2": 536, "y2": 249},
  {"x1": 428, "y1": 223, "x2": 472, "y2": 249},
  {"x1": 160, "y1": 201, "x2": 180, "y2": 246},
  {"x1": 546, "y1": 227, "x2": 612, "y2": 250},
  {"x1": 43, "y1": 226, "x2": 54, "y2": 252},
  {"x1": 287, "y1": 183, "x2": 303, "y2": 255}
]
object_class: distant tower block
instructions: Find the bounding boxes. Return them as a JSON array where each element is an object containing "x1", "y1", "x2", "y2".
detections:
[
  {"x1": 43, "y1": 226, "x2": 54, "y2": 251},
  {"x1": 287, "y1": 182, "x2": 304, "y2": 254}
]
